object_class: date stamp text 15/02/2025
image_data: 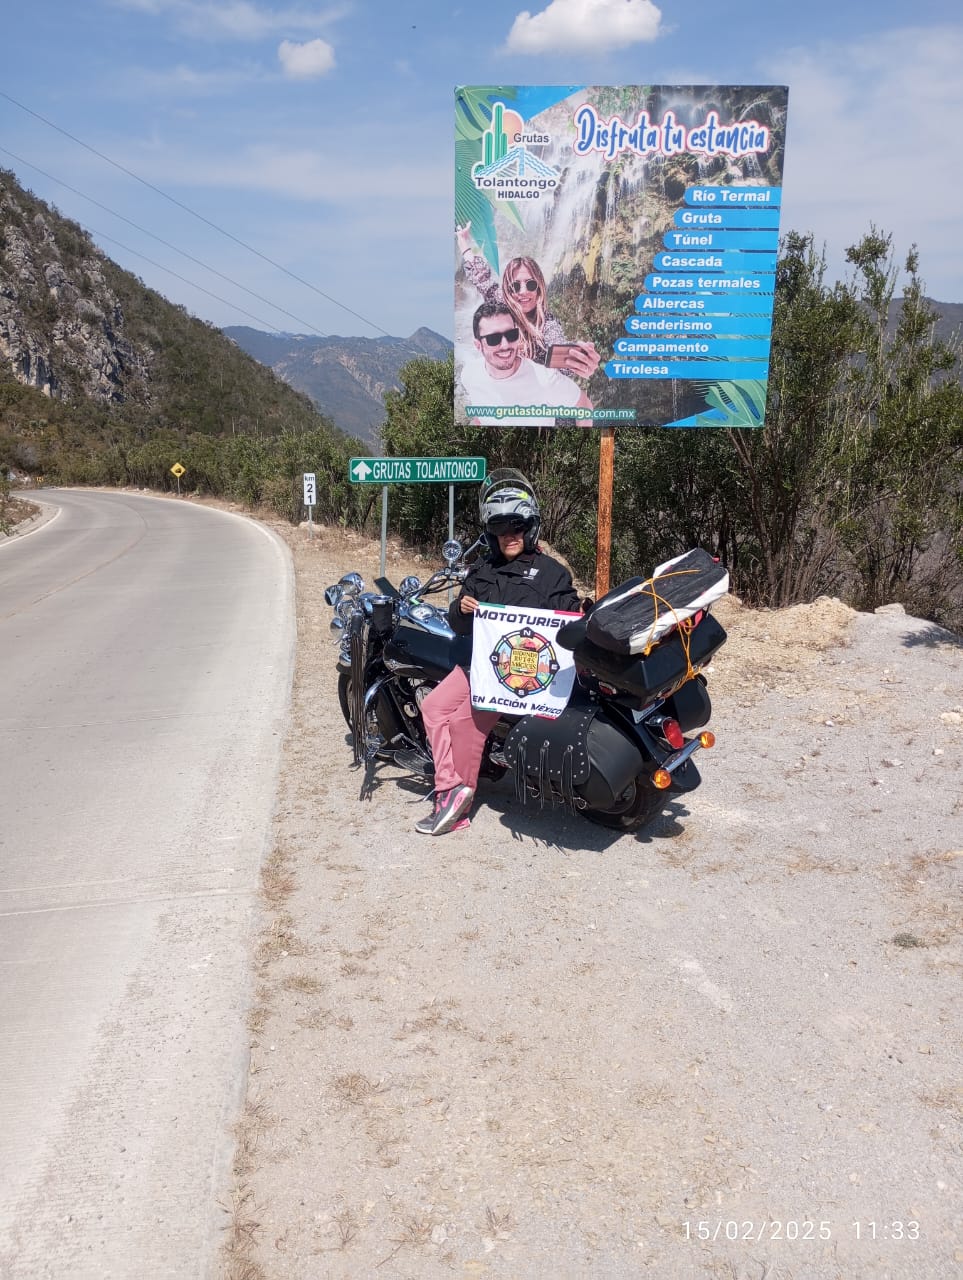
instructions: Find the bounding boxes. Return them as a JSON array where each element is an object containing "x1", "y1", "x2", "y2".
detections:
[{"x1": 682, "y1": 1220, "x2": 921, "y2": 1243}]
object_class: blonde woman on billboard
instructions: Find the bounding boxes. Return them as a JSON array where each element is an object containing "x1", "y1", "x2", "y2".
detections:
[{"x1": 456, "y1": 222, "x2": 600, "y2": 379}]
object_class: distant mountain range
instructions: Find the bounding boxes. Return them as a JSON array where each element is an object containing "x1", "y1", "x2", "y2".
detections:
[
  {"x1": 225, "y1": 296, "x2": 963, "y2": 449},
  {"x1": 223, "y1": 326, "x2": 453, "y2": 448}
]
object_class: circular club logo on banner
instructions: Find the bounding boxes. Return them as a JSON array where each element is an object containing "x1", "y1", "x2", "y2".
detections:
[{"x1": 490, "y1": 627, "x2": 560, "y2": 697}]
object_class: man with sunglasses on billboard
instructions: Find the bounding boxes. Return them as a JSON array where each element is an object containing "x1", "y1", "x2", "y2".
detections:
[{"x1": 459, "y1": 303, "x2": 593, "y2": 427}]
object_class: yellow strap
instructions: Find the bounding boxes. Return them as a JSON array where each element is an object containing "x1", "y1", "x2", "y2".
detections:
[{"x1": 632, "y1": 568, "x2": 700, "y2": 684}]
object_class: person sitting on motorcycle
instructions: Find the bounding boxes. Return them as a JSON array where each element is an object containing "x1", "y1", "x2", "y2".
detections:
[{"x1": 417, "y1": 469, "x2": 580, "y2": 836}]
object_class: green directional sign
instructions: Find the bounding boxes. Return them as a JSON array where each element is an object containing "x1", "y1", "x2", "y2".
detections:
[{"x1": 349, "y1": 456, "x2": 486, "y2": 484}]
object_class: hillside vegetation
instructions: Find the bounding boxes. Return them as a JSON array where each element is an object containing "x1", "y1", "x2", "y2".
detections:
[
  {"x1": 0, "y1": 169, "x2": 366, "y2": 525},
  {"x1": 382, "y1": 233, "x2": 963, "y2": 630},
  {"x1": 2, "y1": 168, "x2": 960, "y2": 629}
]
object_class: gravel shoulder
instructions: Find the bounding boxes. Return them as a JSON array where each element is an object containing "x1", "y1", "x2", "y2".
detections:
[{"x1": 210, "y1": 517, "x2": 961, "y2": 1280}]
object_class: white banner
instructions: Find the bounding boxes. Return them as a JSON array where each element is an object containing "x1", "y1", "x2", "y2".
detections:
[{"x1": 469, "y1": 603, "x2": 580, "y2": 719}]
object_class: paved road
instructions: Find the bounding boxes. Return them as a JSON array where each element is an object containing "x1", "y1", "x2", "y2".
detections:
[{"x1": 0, "y1": 490, "x2": 293, "y2": 1278}]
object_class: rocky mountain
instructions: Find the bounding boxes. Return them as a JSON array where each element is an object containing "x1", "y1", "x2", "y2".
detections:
[
  {"x1": 223, "y1": 326, "x2": 453, "y2": 448},
  {"x1": 0, "y1": 179, "x2": 150, "y2": 404},
  {"x1": 0, "y1": 169, "x2": 346, "y2": 445}
]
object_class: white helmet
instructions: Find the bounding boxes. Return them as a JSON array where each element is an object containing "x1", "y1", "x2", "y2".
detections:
[{"x1": 478, "y1": 468, "x2": 541, "y2": 551}]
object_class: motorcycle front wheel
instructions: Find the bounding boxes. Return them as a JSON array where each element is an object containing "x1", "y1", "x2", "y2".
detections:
[
  {"x1": 337, "y1": 671, "x2": 352, "y2": 729},
  {"x1": 337, "y1": 671, "x2": 428, "y2": 764},
  {"x1": 581, "y1": 774, "x2": 664, "y2": 832}
]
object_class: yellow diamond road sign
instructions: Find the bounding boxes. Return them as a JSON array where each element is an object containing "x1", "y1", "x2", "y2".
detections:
[{"x1": 170, "y1": 462, "x2": 186, "y2": 478}]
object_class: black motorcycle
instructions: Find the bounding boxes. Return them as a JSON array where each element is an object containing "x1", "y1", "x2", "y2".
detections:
[{"x1": 325, "y1": 539, "x2": 727, "y2": 832}]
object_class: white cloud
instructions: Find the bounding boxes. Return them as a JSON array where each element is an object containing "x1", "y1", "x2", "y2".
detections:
[
  {"x1": 278, "y1": 37, "x2": 335, "y2": 78},
  {"x1": 111, "y1": 0, "x2": 345, "y2": 41},
  {"x1": 765, "y1": 25, "x2": 963, "y2": 297},
  {"x1": 124, "y1": 62, "x2": 269, "y2": 94},
  {"x1": 160, "y1": 142, "x2": 447, "y2": 207},
  {"x1": 504, "y1": 0, "x2": 662, "y2": 56}
]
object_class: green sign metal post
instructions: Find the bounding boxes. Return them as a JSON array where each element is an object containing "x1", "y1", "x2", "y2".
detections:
[
  {"x1": 349, "y1": 456, "x2": 486, "y2": 485},
  {"x1": 348, "y1": 457, "x2": 487, "y2": 576}
]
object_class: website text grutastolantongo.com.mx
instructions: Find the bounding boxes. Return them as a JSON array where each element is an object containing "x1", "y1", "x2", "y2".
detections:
[{"x1": 465, "y1": 405, "x2": 637, "y2": 422}]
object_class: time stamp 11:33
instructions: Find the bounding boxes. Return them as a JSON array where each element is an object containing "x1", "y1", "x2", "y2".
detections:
[{"x1": 682, "y1": 1220, "x2": 921, "y2": 1242}]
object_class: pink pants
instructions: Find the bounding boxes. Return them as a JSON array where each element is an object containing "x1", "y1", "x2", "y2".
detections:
[{"x1": 421, "y1": 666, "x2": 500, "y2": 792}]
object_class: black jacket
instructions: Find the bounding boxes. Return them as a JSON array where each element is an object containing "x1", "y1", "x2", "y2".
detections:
[{"x1": 447, "y1": 547, "x2": 579, "y2": 639}]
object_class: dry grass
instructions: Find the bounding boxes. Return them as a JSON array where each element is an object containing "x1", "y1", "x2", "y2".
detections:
[
  {"x1": 784, "y1": 849, "x2": 859, "y2": 876},
  {"x1": 255, "y1": 914, "x2": 309, "y2": 967},
  {"x1": 340, "y1": 943, "x2": 377, "y2": 961},
  {"x1": 919, "y1": 1086, "x2": 963, "y2": 1116},
  {"x1": 261, "y1": 843, "x2": 297, "y2": 906},
  {"x1": 635, "y1": 1084, "x2": 673, "y2": 1109},
  {"x1": 892, "y1": 931, "x2": 927, "y2": 948},
  {"x1": 362, "y1": 910, "x2": 394, "y2": 941},
  {"x1": 377, "y1": 1215, "x2": 435, "y2": 1268},
  {"x1": 232, "y1": 1097, "x2": 277, "y2": 1180},
  {"x1": 219, "y1": 1184, "x2": 265, "y2": 1280},
  {"x1": 485, "y1": 1204, "x2": 516, "y2": 1235},
  {"x1": 332, "y1": 1071, "x2": 389, "y2": 1105},
  {"x1": 313, "y1": 1206, "x2": 360, "y2": 1253},
  {"x1": 296, "y1": 1008, "x2": 354, "y2": 1032},
  {"x1": 246, "y1": 1003, "x2": 270, "y2": 1034},
  {"x1": 394, "y1": 1000, "x2": 479, "y2": 1040},
  {"x1": 280, "y1": 973, "x2": 325, "y2": 994}
]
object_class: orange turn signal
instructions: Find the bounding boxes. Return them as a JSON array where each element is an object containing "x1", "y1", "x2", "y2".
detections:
[
  {"x1": 699, "y1": 731, "x2": 716, "y2": 749},
  {"x1": 652, "y1": 768, "x2": 672, "y2": 790}
]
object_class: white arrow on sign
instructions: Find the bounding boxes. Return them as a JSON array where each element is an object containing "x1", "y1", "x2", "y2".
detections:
[{"x1": 352, "y1": 459, "x2": 373, "y2": 481}]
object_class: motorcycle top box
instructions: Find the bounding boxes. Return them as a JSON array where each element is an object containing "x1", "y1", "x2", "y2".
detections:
[
  {"x1": 585, "y1": 548, "x2": 729, "y2": 655},
  {"x1": 558, "y1": 612, "x2": 727, "y2": 703}
]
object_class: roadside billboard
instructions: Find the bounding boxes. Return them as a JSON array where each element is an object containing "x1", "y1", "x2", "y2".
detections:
[{"x1": 454, "y1": 85, "x2": 788, "y2": 429}]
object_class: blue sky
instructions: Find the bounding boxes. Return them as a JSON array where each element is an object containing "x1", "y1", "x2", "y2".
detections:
[{"x1": 1, "y1": 1, "x2": 961, "y2": 340}]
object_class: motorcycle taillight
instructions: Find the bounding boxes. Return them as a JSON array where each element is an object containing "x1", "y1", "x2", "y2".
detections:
[{"x1": 662, "y1": 718, "x2": 685, "y2": 750}]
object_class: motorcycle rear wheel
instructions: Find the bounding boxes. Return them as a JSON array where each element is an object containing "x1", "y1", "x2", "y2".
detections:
[{"x1": 581, "y1": 774, "x2": 664, "y2": 832}]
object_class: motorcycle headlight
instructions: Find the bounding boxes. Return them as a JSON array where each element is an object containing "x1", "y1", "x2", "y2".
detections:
[
  {"x1": 329, "y1": 616, "x2": 345, "y2": 635},
  {"x1": 339, "y1": 572, "x2": 364, "y2": 597},
  {"x1": 399, "y1": 575, "x2": 422, "y2": 598},
  {"x1": 324, "y1": 583, "x2": 343, "y2": 608}
]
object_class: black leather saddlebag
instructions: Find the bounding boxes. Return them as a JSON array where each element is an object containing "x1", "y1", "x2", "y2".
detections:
[{"x1": 501, "y1": 702, "x2": 644, "y2": 810}]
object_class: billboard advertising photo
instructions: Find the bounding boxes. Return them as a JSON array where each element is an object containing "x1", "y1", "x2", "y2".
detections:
[{"x1": 454, "y1": 85, "x2": 788, "y2": 429}]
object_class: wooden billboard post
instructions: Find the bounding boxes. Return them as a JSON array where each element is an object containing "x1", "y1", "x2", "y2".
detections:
[{"x1": 595, "y1": 426, "x2": 616, "y2": 601}]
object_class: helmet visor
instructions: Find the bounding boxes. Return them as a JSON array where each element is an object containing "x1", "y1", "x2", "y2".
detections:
[{"x1": 487, "y1": 514, "x2": 532, "y2": 537}]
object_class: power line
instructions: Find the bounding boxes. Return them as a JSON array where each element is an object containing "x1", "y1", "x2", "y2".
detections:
[
  {"x1": 0, "y1": 145, "x2": 328, "y2": 337},
  {"x1": 85, "y1": 224, "x2": 295, "y2": 334},
  {"x1": 0, "y1": 90, "x2": 392, "y2": 337}
]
